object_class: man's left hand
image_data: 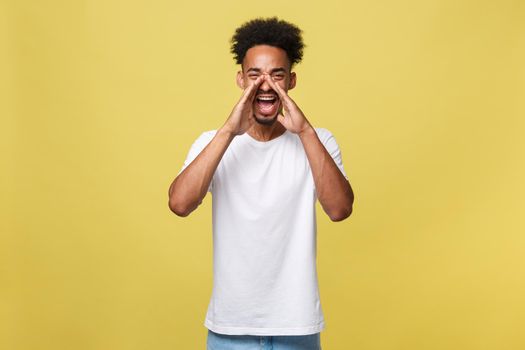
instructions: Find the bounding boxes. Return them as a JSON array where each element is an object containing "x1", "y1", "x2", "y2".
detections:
[{"x1": 263, "y1": 74, "x2": 313, "y2": 135}]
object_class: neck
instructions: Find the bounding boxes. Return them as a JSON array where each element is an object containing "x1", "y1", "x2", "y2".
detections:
[{"x1": 246, "y1": 118, "x2": 287, "y2": 142}]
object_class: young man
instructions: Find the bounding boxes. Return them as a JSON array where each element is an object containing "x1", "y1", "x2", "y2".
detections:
[{"x1": 168, "y1": 17, "x2": 354, "y2": 349}]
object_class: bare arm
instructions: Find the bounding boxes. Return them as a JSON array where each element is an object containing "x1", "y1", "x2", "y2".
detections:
[
  {"x1": 264, "y1": 74, "x2": 354, "y2": 221},
  {"x1": 168, "y1": 128, "x2": 234, "y2": 216},
  {"x1": 168, "y1": 75, "x2": 265, "y2": 216},
  {"x1": 299, "y1": 127, "x2": 354, "y2": 221}
]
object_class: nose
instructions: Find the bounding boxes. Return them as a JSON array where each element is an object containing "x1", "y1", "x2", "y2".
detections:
[
  {"x1": 258, "y1": 74, "x2": 275, "y2": 93},
  {"x1": 259, "y1": 77, "x2": 271, "y2": 91}
]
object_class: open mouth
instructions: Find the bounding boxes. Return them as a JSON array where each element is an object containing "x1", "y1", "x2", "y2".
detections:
[{"x1": 255, "y1": 94, "x2": 279, "y2": 116}]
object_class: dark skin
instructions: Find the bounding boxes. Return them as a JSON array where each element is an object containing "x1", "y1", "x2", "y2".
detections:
[
  {"x1": 168, "y1": 44, "x2": 354, "y2": 221},
  {"x1": 233, "y1": 44, "x2": 296, "y2": 141}
]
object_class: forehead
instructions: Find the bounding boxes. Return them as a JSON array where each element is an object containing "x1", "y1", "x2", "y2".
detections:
[{"x1": 242, "y1": 45, "x2": 290, "y2": 72}]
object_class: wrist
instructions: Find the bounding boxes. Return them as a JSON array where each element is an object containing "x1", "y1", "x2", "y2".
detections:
[
  {"x1": 218, "y1": 124, "x2": 237, "y2": 140},
  {"x1": 298, "y1": 124, "x2": 315, "y2": 139}
]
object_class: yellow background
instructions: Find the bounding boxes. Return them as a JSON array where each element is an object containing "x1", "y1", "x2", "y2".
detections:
[{"x1": 2, "y1": 0, "x2": 524, "y2": 349}]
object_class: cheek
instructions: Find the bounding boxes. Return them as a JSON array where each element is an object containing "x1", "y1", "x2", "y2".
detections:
[
  {"x1": 240, "y1": 75, "x2": 253, "y2": 87},
  {"x1": 246, "y1": 77, "x2": 258, "y2": 87}
]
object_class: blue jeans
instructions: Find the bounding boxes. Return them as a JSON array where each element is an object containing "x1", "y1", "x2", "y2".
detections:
[{"x1": 207, "y1": 329, "x2": 322, "y2": 350}]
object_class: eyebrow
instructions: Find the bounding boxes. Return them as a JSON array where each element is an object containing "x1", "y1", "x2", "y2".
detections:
[{"x1": 246, "y1": 67, "x2": 287, "y2": 74}]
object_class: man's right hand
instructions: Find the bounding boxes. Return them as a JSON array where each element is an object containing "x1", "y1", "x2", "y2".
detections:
[{"x1": 222, "y1": 75, "x2": 265, "y2": 136}]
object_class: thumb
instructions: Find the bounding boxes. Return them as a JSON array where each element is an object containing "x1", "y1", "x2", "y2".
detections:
[{"x1": 276, "y1": 112, "x2": 286, "y2": 126}]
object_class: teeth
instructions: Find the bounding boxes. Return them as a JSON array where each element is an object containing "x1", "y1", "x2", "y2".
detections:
[{"x1": 257, "y1": 96, "x2": 276, "y2": 101}]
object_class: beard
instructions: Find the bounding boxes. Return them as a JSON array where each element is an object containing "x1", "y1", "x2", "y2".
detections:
[{"x1": 253, "y1": 113, "x2": 278, "y2": 125}]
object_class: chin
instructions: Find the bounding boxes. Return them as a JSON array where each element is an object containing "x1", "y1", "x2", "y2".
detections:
[{"x1": 254, "y1": 113, "x2": 278, "y2": 125}]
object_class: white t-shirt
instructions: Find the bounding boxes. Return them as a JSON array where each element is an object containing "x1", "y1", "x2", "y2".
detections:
[{"x1": 178, "y1": 127, "x2": 348, "y2": 336}]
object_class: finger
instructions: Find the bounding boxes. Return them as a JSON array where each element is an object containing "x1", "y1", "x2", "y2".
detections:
[
  {"x1": 241, "y1": 75, "x2": 264, "y2": 103},
  {"x1": 276, "y1": 112, "x2": 286, "y2": 125},
  {"x1": 277, "y1": 103, "x2": 286, "y2": 117},
  {"x1": 248, "y1": 75, "x2": 265, "y2": 102},
  {"x1": 264, "y1": 74, "x2": 292, "y2": 103},
  {"x1": 239, "y1": 77, "x2": 259, "y2": 101}
]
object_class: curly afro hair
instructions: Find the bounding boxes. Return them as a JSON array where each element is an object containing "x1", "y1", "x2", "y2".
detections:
[{"x1": 230, "y1": 17, "x2": 305, "y2": 69}]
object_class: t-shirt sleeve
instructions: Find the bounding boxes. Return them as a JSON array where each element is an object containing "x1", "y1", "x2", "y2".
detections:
[
  {"x1": 177, "y1": 130, "x2": 217, "y2": 193},
  {"x1": 316, "y1": 128, "x2": 349, "y2": 180}
]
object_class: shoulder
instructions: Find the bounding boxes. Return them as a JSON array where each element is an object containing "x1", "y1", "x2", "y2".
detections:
[
  {"x1": 200, "y1": 129, "x2": 218, "y2": 138},
  {"x1": 186, "y1": 130, "x2": 218, "y2": 153},
  {"x1": 313, "y1": 127, "x2": 345, "y2": 155},
  {"x1": 314, "y1": 127, "x2": 336, "y2": 144},
  {"x1": 314, "y1": 127, "x2": 334, "y2": 136},
  {"x1": 194, "y1": 129, "x2": 218, "y2": 143}
]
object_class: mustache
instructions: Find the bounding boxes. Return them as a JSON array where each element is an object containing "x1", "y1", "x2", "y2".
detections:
[{"x1": 255, "y1": 90, "x2": 278, "y2": 97}]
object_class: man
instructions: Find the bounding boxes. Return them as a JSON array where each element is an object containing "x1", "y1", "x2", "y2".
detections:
[{"x1": 168, "y1": 17, "x2": 354, "y2": 350}]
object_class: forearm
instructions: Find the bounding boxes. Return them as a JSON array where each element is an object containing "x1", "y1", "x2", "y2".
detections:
[
  {"x1": 168, "y1": 127, "x2": 234, "y2": 216},
  {"x1": 299, "y1": 126, "x2": 354, "y2": 221}
]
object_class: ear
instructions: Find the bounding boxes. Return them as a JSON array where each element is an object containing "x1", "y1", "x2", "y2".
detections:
[
  {"x1": 288, "y1": 71, "x2": 297, "y2": 90},
  {"x1": 236, "y1": 70, "x2": 244, "y2": 89}
]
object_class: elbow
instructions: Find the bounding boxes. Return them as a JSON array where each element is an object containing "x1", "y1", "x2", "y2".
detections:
[
  {"x1": 329, "y1": 189, "x2": 354, "y2": 222},
  {"x1": 169, "y1": 200, "x2": 192, "y2": 217},
  {"x1": 168, "y1": 185, "x2": 202, "y2": 217},
  {"x1": 168, "y1": 180, "x2": 197, "y2": 217},
  {"x1": 167, "y1": 182, "x2": 185, "y2": 216},
  {"x1": 328, "y1": 205, "x2": 353, "y2": 222},
  {"x1": 168, "y1": 191, "x2": 197, "y2": 217},
  {"x1": 168, "y1": 191, "x2": 202, "y2": 217}
]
